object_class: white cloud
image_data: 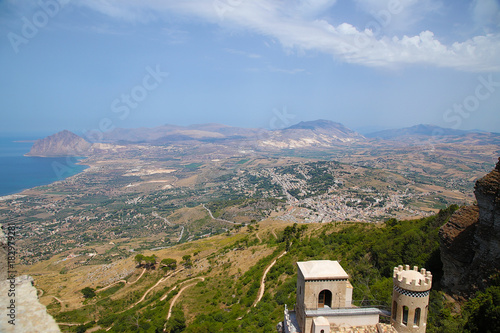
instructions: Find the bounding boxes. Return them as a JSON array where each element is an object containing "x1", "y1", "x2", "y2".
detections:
[{"x1": 73, "y1": 0, "x2": 500, "y2": 72}]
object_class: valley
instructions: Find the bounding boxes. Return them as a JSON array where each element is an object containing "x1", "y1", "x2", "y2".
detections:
[{"x1": 1, "y1": 121, "x2": 499, "y2": 332}]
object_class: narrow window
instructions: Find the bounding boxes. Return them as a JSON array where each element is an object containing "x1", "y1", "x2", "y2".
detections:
[
  {"x1": 321, "y1": 330, "x2": 325, "y2": 333},
  {"x1": 392, "y1": 301, "x2": 398, "y2": 320},
  {"x1": 402, "y1": 306, "x2": 409, "y2": 326},
  {"x1": 414, "y1": 308, "x2": 421, "y2": 326}
]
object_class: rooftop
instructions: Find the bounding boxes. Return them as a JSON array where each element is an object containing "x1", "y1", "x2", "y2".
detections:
[{"x1": 297, "y1": 260, "x2": 349, "y2": 280}]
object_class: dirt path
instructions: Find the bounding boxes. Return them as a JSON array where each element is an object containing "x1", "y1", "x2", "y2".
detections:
[
  {"x1": 52, "y1": 295, "x2": 64, "y2": 306},
  {"x1": 152, "y1": 211, "x2": 173, "y2": 226},
  {"x1": 96, "y1": 267, "x2": 146, "y2": 293},
  {"x1": 178, "y1": 225, "x2": 185, "y2": 242},
  {"x1": 271, "y1": 228, "x2": 278, "y2": 239},
  {"x1": 96, "y1": 280, "x2": 126, "y2": 292},
  {"x1": 202, "y1": 204, "x2": 238, "y2": 225},
  {"x1": 58, "y1": 322, "x2": 92, "y2": 326},
  {"x1": 255, "y1": 232, "x2": 262, "y2": 243},
  {"x1": 165, "y1": 277, "x2": 205, "y2": 321},
  {"x1": 252, "y1": 251, "x2": 287, "y2": 308},
  {"x1": 128, "y1": 267, "x2": 147, "y2": 284},
  {"x1": 125, "y1": 273, "x2": 172, "y2": 310}
]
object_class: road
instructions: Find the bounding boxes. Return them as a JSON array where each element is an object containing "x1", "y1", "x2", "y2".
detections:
[
  {"x1": 252, "y1": 251, "x2": 287, "y2": 308},
  {"x1": 202, "y1": 204, "x2": 240, "y2": 225}
]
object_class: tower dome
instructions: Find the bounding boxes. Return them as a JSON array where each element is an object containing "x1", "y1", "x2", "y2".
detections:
[{"x1": 391, "y1": 265, "x2": 432, "y2": 333}]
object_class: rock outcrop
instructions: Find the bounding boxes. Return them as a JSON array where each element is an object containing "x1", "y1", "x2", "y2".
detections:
[
  {"x1": 0, "y1": 227, "x2": 7, "y2": 281},
  {"x1": 439, "y1": 158, "x2": 500, "y2": 295},
  {"x1": 0, "y1": 227, "x2": 61, "y2": 332},
  {"x1": 26, "y1": 130, "x2": 91, "y2": 157},
  {"x1": 0, "y1": 276, "x2": 61, "y2": 332}
]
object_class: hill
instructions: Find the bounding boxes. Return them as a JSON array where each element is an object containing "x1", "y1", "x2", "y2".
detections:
[
  {"x1": 88, "y1": 120, "x2": 365, "y2": 148},
  {"x1": 258, "y1": 119, "x2": 365, "y2": 149},
  {"x1": 15, "y1": 205, "x2": 480, "y2": 332},
  {"x1": 365, "y1": 124, "x2": 469, "y2": 139},
  {"x1": 26, "y1": 130, "x2": 91, "y2": 157}
]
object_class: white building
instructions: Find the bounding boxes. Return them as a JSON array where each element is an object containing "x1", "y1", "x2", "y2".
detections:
[{"x1": 281, "y1": 260, "x2": 431, "y2": 333}]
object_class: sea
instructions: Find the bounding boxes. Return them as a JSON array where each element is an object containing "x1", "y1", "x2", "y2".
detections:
[{"x1": 0, "y1": 137, "x2": 89, "y2": 197}]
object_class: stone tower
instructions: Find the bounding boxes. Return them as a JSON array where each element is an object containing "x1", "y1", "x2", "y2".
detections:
[{"x1": 391, "y1": 265, "x2": 432, "y2": 333}]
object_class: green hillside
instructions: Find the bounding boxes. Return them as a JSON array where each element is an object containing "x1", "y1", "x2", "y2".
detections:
[{"x1": 28, "y1": 204, "x2": 498, "y2": 332}]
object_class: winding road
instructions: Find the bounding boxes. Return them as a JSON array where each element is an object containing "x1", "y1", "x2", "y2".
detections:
[
  {"x1": 202, "y1": 204, "x2": 239, "y2": 225},
  {"x1": 165, "y1": 277, "x2": 205, "y2": 321},
  {"x1": 96, "y1": 268, "x2": 146, "y2": 293},
  {"x1": 152, "y1": 211, "x2": 173, "y2": 226},
  {"x1": 252, "y1": 251, "x2": 287, "y2": 307}
]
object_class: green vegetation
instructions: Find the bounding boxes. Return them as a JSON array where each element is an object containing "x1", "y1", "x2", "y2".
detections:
[
  {"x1": 182, "y1": 255, "x2": 193, "y2": 268},
  {"x1": 462, "y1": 284, "x2": 500, "y2": 333},
  {"x1": 99, "y1": 282, "x2": 125, "y2": 298},
  {"x1": 161, "y1": 258, "x2": 177, "y2": 271},
  {"x1": 183, "y1": 163, "x2": 203, "y2": 170},
  {"x1": 48, "y1": 205, "x2": 500, "y2": 332},
  {"x1": 81, "y1": 287, "x2": 96, "y2": 299},
  {"x1": 134, "y1": 254, "x2": 158, "y2": 269}
]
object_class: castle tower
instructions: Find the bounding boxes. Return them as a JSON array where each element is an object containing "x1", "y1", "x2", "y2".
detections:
[{"x1": 391, "y1": 265, "x2": 432, "y2": 333}]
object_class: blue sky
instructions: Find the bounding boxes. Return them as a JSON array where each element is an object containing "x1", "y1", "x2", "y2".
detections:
[{"x1": 1, "y1": 0, "x2": 499, "y2": 136}]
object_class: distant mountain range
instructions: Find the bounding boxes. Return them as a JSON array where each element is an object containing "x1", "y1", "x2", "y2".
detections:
[
  {"x1": 365, "y1": 124, "x2": 470, "y2": 139},
  {"x1": 92, "y1": 119, "x2": 365, "y2": 148},
  {"x1": 26, "y1": 121, "x2": 500, "y2": 157}
]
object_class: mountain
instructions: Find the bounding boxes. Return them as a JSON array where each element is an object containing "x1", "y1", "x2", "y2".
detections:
[
  {"x1": 258, "y1": 120, "x2": 365, "y2": 149},
  {"x1": 365, "y1": 124, "x2": 469, "y2": 139},
  {"x1": 286, "y1": 119, "x2": 355, "y2": 133},
  {"x1": 97, "y1": 124, "x2": 260, "y2": 144},
  {"x1": 91, "y1": 120, "x2": 365, "y2": 148},
  {"x1": 439, "y1": 157, "x2": 500, "y2": 295},
  {"x1": 26, "y1": 130, "x2": 91, "y2": 157}
]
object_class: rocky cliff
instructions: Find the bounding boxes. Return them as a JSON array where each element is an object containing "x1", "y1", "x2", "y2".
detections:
[
  {"x1": 439, "y1": 157, "x2": 500, "y2": 295},
  {"x1": 26, "y1": 130, "x2": 91, "y2": 157},
  {"x1": 0, "y1": 276, "x2": 61, "y2": 332},
  {"x1": 0, "y1": 227, "x2": 7, "y2": 281},
  {"x1": 0, "y1": 227, "x2": 61, "y2": 332}
]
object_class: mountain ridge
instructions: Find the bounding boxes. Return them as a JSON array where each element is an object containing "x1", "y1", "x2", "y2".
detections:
[
  {"x1": 365, "y1": 124, "x2": 498, "y2": 139},
  {"x1": 26, "y1": 121, "x2": 500, "y2": 156}
]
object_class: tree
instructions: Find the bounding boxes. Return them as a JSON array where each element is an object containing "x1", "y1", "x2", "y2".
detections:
[
  {"x1": 81, "y1": 287, "x2": 96, "y2": 299},
  {"x1": 464, "y1": 286, "x2": 500, "y2": 333},
  {"x1": 134, "y1": 254, "x2": 145, "y2": 266},
  {"x1": 182, "y1": 255, "x2": 192, "y2": 268},
  {"x1": 165, "y1": 306, "x2": 186, "y2": 333},
  {"x1": 144, "y1": 255, "x2": 158, "y2": 269},
  {"x1": 161, "y1": 258, "x2": 177, "y2": 271}
]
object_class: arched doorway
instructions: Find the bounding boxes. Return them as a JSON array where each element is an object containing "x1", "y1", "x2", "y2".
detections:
[{"x1": 318, "y1": 290, "x2": 332, "y2": 308}]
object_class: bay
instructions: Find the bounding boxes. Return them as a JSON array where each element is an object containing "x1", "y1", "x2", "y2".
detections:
[{"x1": 0, "y1": 137, "x2": 88, "y2": 197}]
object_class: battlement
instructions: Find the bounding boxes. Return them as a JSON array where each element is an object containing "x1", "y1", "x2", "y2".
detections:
[{"x1": 393, "y1": 265, "x2": 432, "y2": 292}]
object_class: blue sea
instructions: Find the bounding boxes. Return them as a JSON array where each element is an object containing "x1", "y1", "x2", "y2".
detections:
[{"x1": 0, "y1": 137, "x2": 88, "y2": 197}]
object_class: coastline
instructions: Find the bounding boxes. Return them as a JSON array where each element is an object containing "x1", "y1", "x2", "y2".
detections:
[{"x1": 0, "y1": 155, "x2": 91, "y2": 199}]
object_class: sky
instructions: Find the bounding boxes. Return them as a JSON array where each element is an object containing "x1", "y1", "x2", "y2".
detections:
[{"x1": 0, "y1": 0, "x2": 499, "y2": 136}]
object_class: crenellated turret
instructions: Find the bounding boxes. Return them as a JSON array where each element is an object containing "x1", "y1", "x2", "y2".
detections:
[
  {"x1": 391, "y1": 265, "x2": 432, "y2": 333},
  {"x1": 393, "y1": 265, "x2": 432, "y2": 293}
]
